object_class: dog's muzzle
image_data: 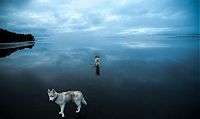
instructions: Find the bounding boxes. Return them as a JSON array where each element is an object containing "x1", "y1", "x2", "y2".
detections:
[{"x1": 49, "y1": 97, "x2": 54, "y2": 101}]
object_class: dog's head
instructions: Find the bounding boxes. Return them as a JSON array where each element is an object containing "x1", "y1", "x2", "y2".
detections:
[
  {"x1": 95, "y1": 56, "x2": 100, "y2": 62},
  {"x1": 47, "y1": 89, "x2": 57, "y2": 101}
]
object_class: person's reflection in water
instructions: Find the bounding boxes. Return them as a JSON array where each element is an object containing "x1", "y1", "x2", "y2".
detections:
[{"x1": 95, "y1": 65, "x2": 101, "y2": 76}]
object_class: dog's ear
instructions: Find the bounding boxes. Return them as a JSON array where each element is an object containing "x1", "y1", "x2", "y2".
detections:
[
  {"x1": 48, "y1": 89, "x2": 50, "y2": 93},
  {"x1": 52, "y1": 89, "x2": 55, "y2": 93}
]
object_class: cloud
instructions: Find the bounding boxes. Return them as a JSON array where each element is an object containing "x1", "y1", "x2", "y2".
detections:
[
  {"x1": 83, "y1": 26, "x2": 104, "y2": 32},
  {"x1": 118, "y1": 27, "x2": 174, "y2": 35},
  {"x1": 0, "y1": 0, "x2": 199, "y2": 35}
]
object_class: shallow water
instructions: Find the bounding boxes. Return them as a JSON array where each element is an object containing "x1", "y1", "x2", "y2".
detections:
[{"x1": 0, "y1": 34, "x2": 199, "y2": 119}]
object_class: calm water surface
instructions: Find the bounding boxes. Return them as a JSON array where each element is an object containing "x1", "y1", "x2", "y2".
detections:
[{"x1": 0, "y1": 34, "x2": 199, "y2": 119}]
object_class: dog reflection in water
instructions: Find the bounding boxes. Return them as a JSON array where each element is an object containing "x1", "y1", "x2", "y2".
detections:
[
  {"x1": 48, "y1": 89, "x2": 87, "y2": 118},
  {"x1": 95, "y1": 55, "x2": 101, "y2": 76},
  {"x1": 96, "y1": 65, "x2": 100, "y2": 76}
]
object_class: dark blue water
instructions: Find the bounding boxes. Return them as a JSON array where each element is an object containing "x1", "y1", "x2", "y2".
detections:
[{"x1": 0, "y1": 34, "x2": 199, "y2": 119}]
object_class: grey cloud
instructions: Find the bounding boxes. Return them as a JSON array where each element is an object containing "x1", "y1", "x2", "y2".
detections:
[
  {"x1": 0, "y1": 0, "x2": 31, "y2": 12},
  {"x1": 0, "y1": 0, "x2": 199, "y2": 35}
]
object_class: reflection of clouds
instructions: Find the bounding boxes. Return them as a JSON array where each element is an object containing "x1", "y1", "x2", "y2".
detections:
[
  {"x1": 21, "y1": 50, "x2": 84, "y2": 67},
  {"x1": 119, "y1": 41, "x2": 170, "y2": 48},
  {"x1": 1, "y1": 46, "x2": 104, "y2": 69},
  {"x1": 83, "y1": 47, "x2": 102, "y2": 51},
  {"x1": 106, "y1": 55, "x2": 121, "y2": 61}
]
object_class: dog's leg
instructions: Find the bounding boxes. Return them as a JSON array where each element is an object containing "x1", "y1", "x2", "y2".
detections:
[
  {"x1": 95, "y1": 62, "x2": 99, "y2": 66},
  {"x1": 59, "y1": 104, "x2": 65, "y2": 117},
  {"x1": 75, "y1": 100, "x2": 81, "y2": 113},
  {"x1": 81, "y1": 97, "x2": 87, "y2": 105}
]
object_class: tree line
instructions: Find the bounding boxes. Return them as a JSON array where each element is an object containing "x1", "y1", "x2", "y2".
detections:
[{"x1": 0, "y1": 28, "x2": 35, "y2": 43}]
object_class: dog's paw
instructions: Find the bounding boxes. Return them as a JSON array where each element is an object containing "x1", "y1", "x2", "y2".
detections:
[
  {"x1": 62, "y1": 114, "x2": 65, "y2": 117},
  {"x1": 76, "y1": 110, "x2": 80, "y2": 113},
  {"x1": 59, "y1": 112, "x2": 62, "y2": 114}
]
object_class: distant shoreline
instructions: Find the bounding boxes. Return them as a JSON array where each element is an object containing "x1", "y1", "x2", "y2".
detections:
[
  {"x1": 0, "y1": 28, "x2": 35, "y2": 43},
  {"x1": 0, "y1": 41, "x2": 35, "y2": 50}
]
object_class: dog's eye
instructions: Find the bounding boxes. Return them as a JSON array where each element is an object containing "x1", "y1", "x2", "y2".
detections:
[{"x1": 50, "y1": 96, "x2": 54, "y2": 97}]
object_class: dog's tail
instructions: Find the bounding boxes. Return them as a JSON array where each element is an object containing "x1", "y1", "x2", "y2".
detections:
[{"x1": 81, "y1": 96, "x2": 87, "y2": 105}]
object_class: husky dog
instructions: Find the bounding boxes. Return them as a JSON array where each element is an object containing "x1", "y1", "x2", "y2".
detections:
[
  {"x1": 48, "y1": 89, "x2": 87, "y2": 117},
  {"x1": 95, "y1": 55, "x2": 100, "y2": 66}
]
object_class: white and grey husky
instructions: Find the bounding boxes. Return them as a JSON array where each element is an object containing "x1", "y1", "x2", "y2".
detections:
[
  {"x1": 48, "y1": 89, "x2": 87, "y2": 117},
  {"x1": 95, "y1": 55, "x2": 100, "y2": 66}
]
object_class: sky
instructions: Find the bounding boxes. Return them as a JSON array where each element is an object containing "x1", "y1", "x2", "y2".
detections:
[{"x1": 0, "y1": 0, "x2": 199, "y2": 36}]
